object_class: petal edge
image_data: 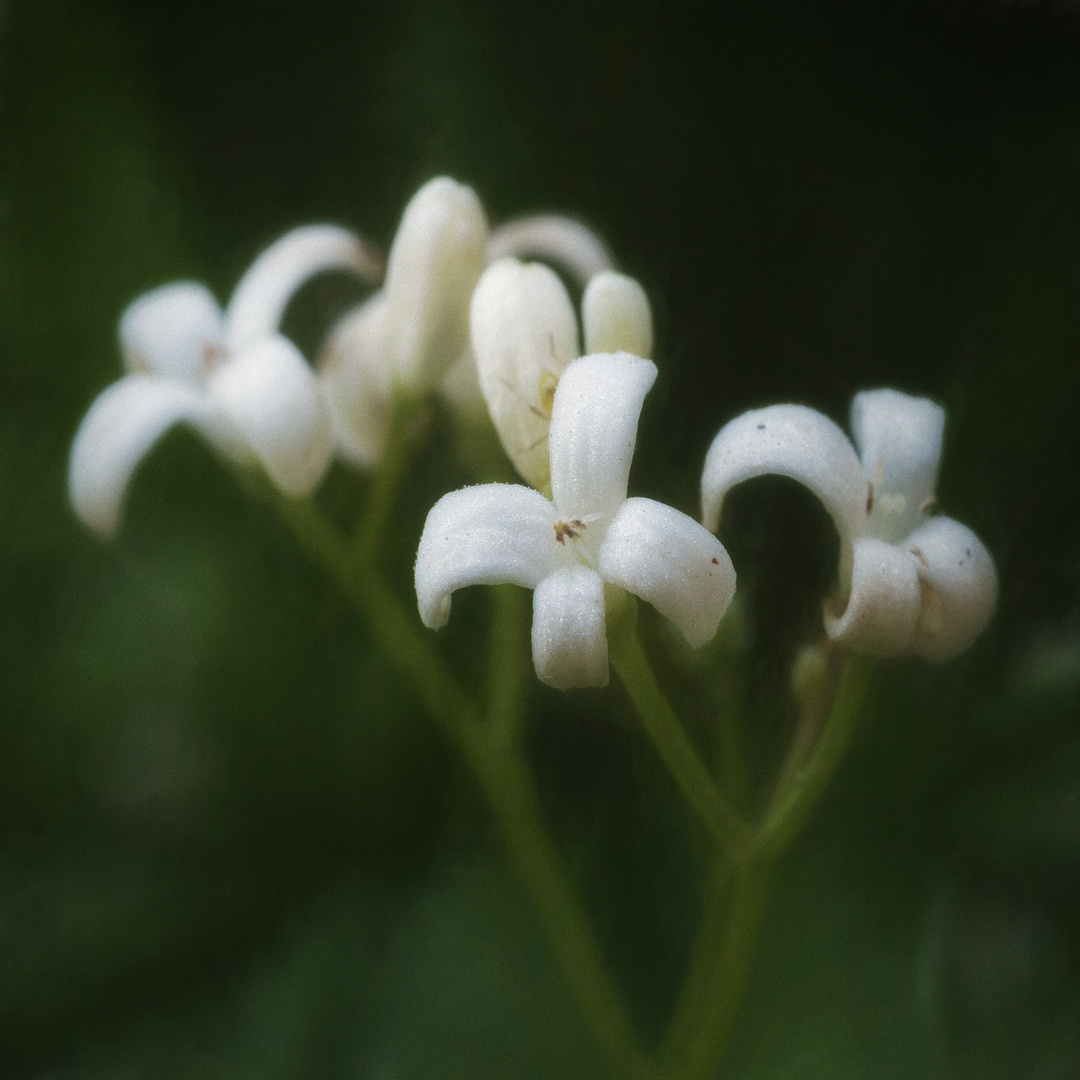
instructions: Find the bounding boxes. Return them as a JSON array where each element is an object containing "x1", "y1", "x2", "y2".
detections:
[
  {"x1": 701, "y1": 403, "x2": 866, "y2": 590},
  {"x1": 532, "y1": 566, "x2": 609, "y2": 688},
  {"x1": 415, "y1": 484, "x2": 565, "y2": 628},
  {"x1": 905, "y1": 516, "x2": 998, "y2": 662},
  {"x1": 598, "y1": 497, "x2": 735, "y2": 647},
  {"x1": 68, "y1": 374, "x2": 227, "y2": 537},
  {"x1": 548, "y1": 352, "x2": 657, "y2": 523}
]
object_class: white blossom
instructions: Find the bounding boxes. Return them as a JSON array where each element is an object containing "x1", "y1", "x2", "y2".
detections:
[
  {"x1": 416, "y1": 353, "x2": 735, "y2": 689},
  {"x1": 317, "y1": 177, "x2": 488, "y2": 467},
  {"x1": 470, "y1": 256, "x2": 652, "y2": 492},
  {"x1": 69, "y1": 224, "x2": 380, "y2": 537},
  {"x1": 701, "y1": 389, "x2": 997, "y2": 661},
  {"x1": 318, "y1": 182, "x2": 623, "y2": 468}
]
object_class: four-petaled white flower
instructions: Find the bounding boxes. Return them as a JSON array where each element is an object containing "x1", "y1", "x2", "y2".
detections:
[
  {"x1": 701, "y1": 388, "x2": 997, "y2": 661},
  {"x1": 69, "y1": 223, "x2": 381, "y2": 537},
  {"x1": 416, "y1": 352, "x2": 736, "y2": 689}
]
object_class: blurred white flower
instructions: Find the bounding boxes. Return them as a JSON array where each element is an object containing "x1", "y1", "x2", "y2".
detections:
[
  {"x1": 317, "y1": 180, "x2": 627, "y2": 471},
  {"x1": 416, "y1": 353, "x2": 735, "y2": 689},
  {"x1": 470, "y1": 256, "x2": 652, "y2": 492},
  {"x1": 701, "y1": 389, "x2": 997, "y2": 660},
  {"x1": 69, "y1": 224, "x2": 380, "y2": 537},
  {"x1": 317, "y1": 177, "x2": 488, "y2": 467}
]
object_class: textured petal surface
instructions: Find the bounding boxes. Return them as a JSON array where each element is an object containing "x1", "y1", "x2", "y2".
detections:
[
  {"x1": 226, "y1": 224, "x2": 383, "y2": 352},
  {"x1": 415, "y1": 484, "x2": 567, "y2": 628},
  {"x1": 598, "y1": 497, "x2": 736, "y2": 647},
  {"x1": 208, "y1": 334, "x2": 333, "y2": 496},
  {"x1": 317, "y1": 295, "x2": 391, "y2": 467},
  {"x1": 824, "y1": 536, "x2": 922, "y2": 656},
  {"x1": 850, "y1": 388, "x2": 945, "y2": 543},
  {"x1": 701, "y1": 403, "x2": 866, "y2": 590},
  {"x1": 471, "y1": 258, "x2": 580, "y2": 491},
  {"x1": 531, "y1": 566, "x2": 609, "y2": 689},
  {"x1": 383, "y1": 176, "x2": 488, "y2": 391},
  {"x1": 119, "y1": 282, "x2": 226, "y2": 382},
  {"x1": 486, "y1": 214, "x2": 613, "y2": 288},
  {"x1": 548, "y1": 353, "x2": 657, "y2": 524},
  {"x1": 68, "y1": 374, "x2": 227, "y2": 537},
  {"x1": 904, "y1": 516, "x2": 998, "y2": 661},
  {"x1": 582, "y1": 271, "x2": 653, "y2": 359}
]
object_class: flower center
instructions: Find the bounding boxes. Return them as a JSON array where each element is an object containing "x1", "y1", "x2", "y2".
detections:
[
  {"x1": 864, "y1": 459, "x2": 932, "y2": 543},
  {"x1": 552, "y1": 513, "x2": 603, "y2": 567},
  {"x1": 553, "y1": 517, "x2": 588, "y2": 545}
]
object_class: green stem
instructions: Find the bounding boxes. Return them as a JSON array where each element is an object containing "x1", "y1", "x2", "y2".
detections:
[
  {"x1": 460, "y1": 728, "x2": 655, "y2": 1080},
  {"x1": 754, "y1": 653, "x2": 877, "y2": 863},
  {"x1": 662, "y1": 651, "x2": 877, "y2": 1080},
  {"x1": 352, "y1": 392, "x2": 424, "y2": 565},
  {"x1": 607, "y1": 615, "x2": 751, "y2": 859},
  {"x1": 675, "y1": 860, "x2": 771, "y2": 1080},
  {"x1": 273, "y1": 492, "x2": 473, "y2": 733},
  {"x1": 268, "y1": 491, "x2": 651, "y2": 1080},
  {"x1": 660, "y1": 852, "x2": 734, "y2": 1067},
  {"x1": 710, "y1": 661, "x2": 750, "y2": 813}
]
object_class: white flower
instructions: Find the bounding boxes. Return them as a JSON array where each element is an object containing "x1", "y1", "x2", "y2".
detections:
[
  {"x1": 69, "y1": 224, "x2": 380, "y2": 537},
  {"x1": 416, "y1": 353, "x2": 735, "y2": 689},
  {"x1": 317, "y1": 177, "x2": 488, "y2": 467},
  {"x1": 317, "y1": 183, "x2": 623, "y2": 468},
  {"x1": 470, "y1": 256, "x2": 652, "y2": 492},
  {"x1": 701, "y1": 389, "x2": 998, "y2": 661}
]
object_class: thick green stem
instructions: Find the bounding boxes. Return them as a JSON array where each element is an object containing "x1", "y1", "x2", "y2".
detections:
[{"x1": 607, "y1": 613, "x2": 751, "y2": 859}]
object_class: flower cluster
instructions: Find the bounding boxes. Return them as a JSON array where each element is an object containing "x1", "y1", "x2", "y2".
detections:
[{"x1": 69, "y1": 176, "x2": 998, "y2": 685}]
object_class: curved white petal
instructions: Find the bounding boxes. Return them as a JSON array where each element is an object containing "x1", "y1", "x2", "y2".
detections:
[
  {"x1": 68, "y1": 374, "x2": 229, "y2": 537},
  {"x1": 317, "y1": 295, "x2": 391, "y2": 467},
  {"x1": 415, "y1": 484, "x2": 567, "y2": 629},
  {"x1": 382, "y1": 177, "x2": 488, "y2": 392},
  {"x1": 471, "y1": 258, "x2": 580, "y2": 491},
  {"x1": 208, "y1": 334, "x2": 333, "y2": 496},
  {"x1": 549, "y1": 353, "x2": 657, "y2": 524},
  {"x1": 119, "y1": 282, "x2": 226, "y2": 382},
  {"x1": 850, "y1": 389, "x2": 945, "y2": 543},
  {"x1": 582, "y1": 271, "x2": 653, "y2": 359},
  {"x1": 904, "y1": 516, "x2": 998, "y2": 662},
  {"x1": 824, "y1": 536, "x2": 922, "y2": 656},
  {"x1": 532, "y1": 565, "x2": 609, "y2": 689},
  {"x1": 701, "y1": 403, "x2": 866, "y2": 590},
  {"x1": 486, "y1": 214, "x2": 614, "y2": 289},
  {"x1": 225, "y1": 224, "x2": 383, "y2": 353},
  {"x1": 598, "y1": 497, "x2": 735, "y2": 647}
]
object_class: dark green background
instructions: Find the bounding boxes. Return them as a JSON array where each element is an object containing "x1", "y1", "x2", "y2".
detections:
[{"x1": 2, "y1": 1, "x2": 1079, "y2": 1076}]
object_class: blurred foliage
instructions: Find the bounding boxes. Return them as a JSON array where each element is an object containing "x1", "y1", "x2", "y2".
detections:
[{"x1": 1, "y1": 0, "x2": 1079, "y2": 1076}]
